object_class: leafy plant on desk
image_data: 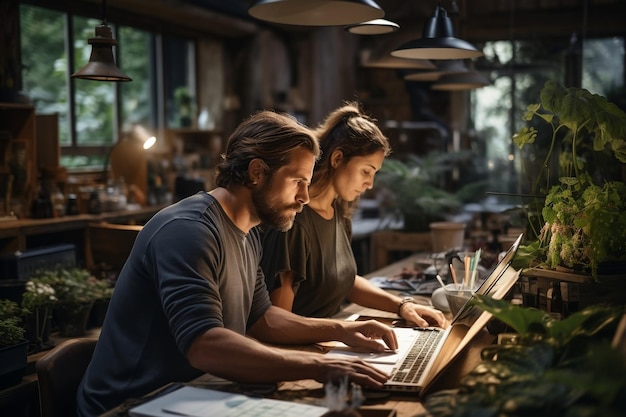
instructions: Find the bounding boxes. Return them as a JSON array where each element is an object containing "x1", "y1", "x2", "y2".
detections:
[
  {"x1": 512, "y1": 80, "x2": 626, "y2": 279},
  {"x1": 21, "y1": 279, "x2": 57, "y2": 348},
  {"x1": 0, "y1": 299, "x2": 25, "y2": 347},
  {"x1": 540, "y1": 174, "x2": 626, "y2": 278},
  {"x1": 417, "y1": 295, "x2": 626, "y2": 417}
]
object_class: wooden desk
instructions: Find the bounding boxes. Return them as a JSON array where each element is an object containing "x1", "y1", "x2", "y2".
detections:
[{"x1": 100, "y1": 252, "x2": 494, "y2": 417}]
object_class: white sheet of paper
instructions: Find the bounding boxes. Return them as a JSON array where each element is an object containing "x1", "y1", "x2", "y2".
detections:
[{"x1": 129, "y1": 386, "x2": 328, "y2": 417}]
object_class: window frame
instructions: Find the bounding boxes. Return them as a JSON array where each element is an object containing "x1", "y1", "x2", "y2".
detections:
[{"x1": 19, "y1": 2, "x2": 197, "y2": 172}]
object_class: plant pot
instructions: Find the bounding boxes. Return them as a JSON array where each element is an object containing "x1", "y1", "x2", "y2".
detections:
[
  {"x1": 429, "y1": 221, "x2": 466, "y2": 253},
  {"x1": 24, "y1": 308, "x2": 52, "y2": 353},
  {"x1": 0, "y1": 340, "x2": 28, "y2": 389},
  {"x1": 54, "y1": 302, "x2": 94, "y2": 337}
]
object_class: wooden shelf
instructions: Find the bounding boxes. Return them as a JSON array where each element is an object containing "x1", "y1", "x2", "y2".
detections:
[{"x1": 0, "y1": 205, "x2": 165, "y2": 260}]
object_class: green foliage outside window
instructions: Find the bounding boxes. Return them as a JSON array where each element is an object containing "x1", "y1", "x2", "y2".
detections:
[{"x1": 19, "y1": 4, "x2": 180, "y2": 171}]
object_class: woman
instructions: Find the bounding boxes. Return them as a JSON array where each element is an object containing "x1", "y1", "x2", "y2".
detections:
[{"x1": 261, "y1": 102, "x2": 448, "y2": 328}]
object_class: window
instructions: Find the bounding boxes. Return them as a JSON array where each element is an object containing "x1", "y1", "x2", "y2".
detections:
[
  {"x1": 119, "y1": 27, "x2": 156, "y2": 130},
  {"x1": 20, "y1": 6, "x2": 68, "y2": 143},
  {"x1": 471, "y1": 36, "x2": 625, "y2": 200},
  {"x1": 472, "y1": 40, "x2": 558, "y2": 197},
  {"x1": 163, "y1": 36, "x2": 196, "y2": 129},
  {"x1": 582, "y1": 37, "x2": 624, "y2": 96},
  {"x1": 19, "y1": 4, "x2": 196, "y2": 171}
]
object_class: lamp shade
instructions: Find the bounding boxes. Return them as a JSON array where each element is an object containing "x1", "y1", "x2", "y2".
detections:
[
  {"x1": 404, "y1": 59, "x2": 468, "y2": 81},
  {"x1": 391, "y1": 4, "x2": 482, "y2": 60},
  {"x1": 346, "y1": 19, "x2": 399, "y2": 35},
  {"x1": 71, "y1": 24, "x2": 131, "y2": 82},
  {"x1": 431, "y1": 71, "x2": 490, "y2": 90},
  {"x1": 363, "y1": 55, "x2": 435, "y2": 70},
  {"x1": 248, "y1": 0, "x2": 384, "y2": 26}
]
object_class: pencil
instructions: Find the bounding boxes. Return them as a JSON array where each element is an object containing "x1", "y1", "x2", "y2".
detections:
[
  {"x1": 449, "y1": 263, "x2": 458, "y2": 288},
  {"x1": 464, "y1": 256, "x2": 470, "y2": 287}
]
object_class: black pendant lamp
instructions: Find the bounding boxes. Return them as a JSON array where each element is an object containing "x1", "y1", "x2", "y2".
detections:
[
  {"x1": 391, "y1": 3, "x2": 482, "y2": 60},
  {"x1": 362, "y1": 55, "x2": 435, "y2": 70},
  {"x1": 248, "y1": 0, "x2": 384, "y2": 26},
  {"x1": 71, "y1": 0, "x2": 131, "y2": 82},
  {"x1": 404, "y1": 59, "x2": 468, "y2": 82},
  {"x1": 431, "y1": 71, "x2": 490, "y2": 90}
]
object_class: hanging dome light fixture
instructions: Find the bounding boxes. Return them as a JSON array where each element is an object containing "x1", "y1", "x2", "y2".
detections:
[
  {"x1": 404, "y1": 59, "x2": 469, "y2": 81},
  {"x1": 431, "y1": 71, "x2": 490, "y2": 90},
  {"x1": 345, "y1": 18, "x2": 399, "y2": 35},
  {"x1": 248, "y1": 0, "x2": 384, "y2": 26},
  {"x1": 391, "y1": 3, "x2": 482, "y2": 60},
  {"x1": 71, "y1": 0, "x2": 131, "y2": 82}
]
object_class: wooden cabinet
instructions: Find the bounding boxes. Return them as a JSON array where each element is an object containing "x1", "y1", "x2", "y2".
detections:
[{"x1": 0, "y1": 103, "x2": 38, "y2": 219}]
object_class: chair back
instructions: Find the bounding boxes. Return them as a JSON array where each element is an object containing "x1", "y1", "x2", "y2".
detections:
[
  {"x1": 36, "y1": 338, "x2": 97, "y2": 417},
  {"x1": 84, "y1": 222, "x2": 142, "y2": 271}
]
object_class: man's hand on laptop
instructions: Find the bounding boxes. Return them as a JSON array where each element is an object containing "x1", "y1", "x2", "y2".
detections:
[
  {"x1": 400, "y1": 303, "x2": 450, "y2": 329},
  {"x1": 339, "y1": 319, "x2": 399, "y2": 352},
  {"x1": 314, "y1": 356, "x2": 390, "y2": 388}
]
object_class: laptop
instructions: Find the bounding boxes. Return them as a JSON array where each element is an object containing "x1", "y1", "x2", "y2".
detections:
[{"x1": 328, "y1": 233, "x2": 523, "y2": 395}]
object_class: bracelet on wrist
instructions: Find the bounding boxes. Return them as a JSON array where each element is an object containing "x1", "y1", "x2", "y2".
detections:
[{"x1": 397, "y1": 297, "x2": 417, "y2": 316}]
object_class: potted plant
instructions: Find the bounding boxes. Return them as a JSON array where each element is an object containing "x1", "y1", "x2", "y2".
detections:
[
  {"x1": 28, "y1": 267, "x2": 106, "y2": 337},
  {"x1": 20, "y1": 279, "x2": 57, "y2": 351},
  {"x1": 375, "y1": 152, "x2": 488, "y2": 233},
  {"x1": 512, "y1": 80, "x2": 626, "y2": 280},
  {"x1": 0, "y1": 299, "x2": 28, "y2": 389},
  {"x1": 418, "y1": 295, "x2": 626, "y2": 417}
]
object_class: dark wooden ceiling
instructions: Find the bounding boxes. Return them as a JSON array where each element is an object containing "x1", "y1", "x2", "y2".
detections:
[
  {"x1": 184, "y1": 0, "x2": 626, "y2": 41},
  {"x1": 51, "y1": 0, "x2": 626, "y2": 43}
]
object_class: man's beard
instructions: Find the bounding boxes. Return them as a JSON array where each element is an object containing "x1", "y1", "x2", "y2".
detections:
[{"x1": 251, "y1": 185, "x2": 303, "y2": 232}]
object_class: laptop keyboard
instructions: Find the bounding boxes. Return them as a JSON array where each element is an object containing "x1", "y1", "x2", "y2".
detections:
[{"x1": 390, "y1": 329, "x2": 443, "y2": 384}]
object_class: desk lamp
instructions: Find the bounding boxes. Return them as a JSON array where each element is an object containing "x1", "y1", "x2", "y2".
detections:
[{"x1": 106, "y1": 125, "x2": 156, "y2": 205}]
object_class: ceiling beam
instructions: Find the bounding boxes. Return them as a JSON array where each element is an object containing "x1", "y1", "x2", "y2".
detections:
[{"x1": 462, "y1": 5, "x2": 626, "y2": 42}]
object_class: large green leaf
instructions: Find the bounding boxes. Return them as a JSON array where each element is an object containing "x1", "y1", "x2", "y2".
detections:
[
  {"x1": 540, "y1": 80, "x2": 567, "y2": 114},
  {"x1": 469, "y1": 295, "x2": 624, "y2": 345},
  {"x1": 559, "y1": 88, "x2": 593, "y2": 132},
  {"x1": 469, "y1": 295, "x2": 551, "y2": 336}
]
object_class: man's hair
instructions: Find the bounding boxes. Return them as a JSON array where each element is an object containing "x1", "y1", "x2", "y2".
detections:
[
  {"x1": 311, "y1": 101, "x2": 391, "y2": 218},
  {"x1": 215, "y1": 110, "x2": 320, "y2": 188}
]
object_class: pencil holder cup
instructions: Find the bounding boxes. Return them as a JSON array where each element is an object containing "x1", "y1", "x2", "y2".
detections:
[{"x1": 443, "y1": 284, "x2": 473, "y2": 316}]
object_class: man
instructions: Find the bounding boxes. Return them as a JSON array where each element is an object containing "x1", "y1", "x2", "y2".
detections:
[{"x1": 77, "y1": 110, "x2": 397, "y2": 417}]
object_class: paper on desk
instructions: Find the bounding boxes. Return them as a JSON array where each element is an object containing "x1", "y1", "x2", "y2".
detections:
[
  {"x1": 369, "y1": 276, "x2": 441, "y2": 296},
  {"x1": 128, "y1": 386, "x2": 328, "y2": 417}
]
